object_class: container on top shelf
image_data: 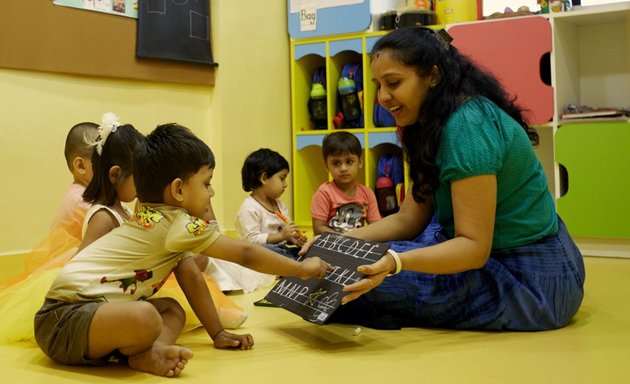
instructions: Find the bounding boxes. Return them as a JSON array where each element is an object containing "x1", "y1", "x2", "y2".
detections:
[
  {"x1": 434, "y1": 0, "x2": 482, "y2": 24},
  {"x1": 329, "y1": 38, "x2": 364, "y2": 130},
  {"x1": 308, "y1": 67, "x2": 328, "y2": 130},
  {"x1": 293, "y1": 42, "x2": 326, "y2": 131},
  {"x1": 335, "y1": 63, "x2": 364, "y2": 129}
]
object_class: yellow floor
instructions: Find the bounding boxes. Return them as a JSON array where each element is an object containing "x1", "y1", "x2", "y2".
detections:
[{"x1": 2, "y1": 256, "x2": 630, "y2": 383}]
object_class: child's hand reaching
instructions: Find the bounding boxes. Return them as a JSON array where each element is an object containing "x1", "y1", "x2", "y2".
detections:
[
  {"x1": 298, "y1": 235, "x2": 320, "y2": 257},
  {"x1": 212, "y1": 330, "x2": 254, "y2": 350},
  {"x1": 281, "y1": 223, "x2": 307, "y2": 247},
  {"x1": 298, "y1": 256, "x2": 334, "y2": 280}
]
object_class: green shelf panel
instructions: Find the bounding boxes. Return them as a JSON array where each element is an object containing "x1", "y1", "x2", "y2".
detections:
[{"x1": 555, "y1": 122, "x2": 630, "y2": 238}]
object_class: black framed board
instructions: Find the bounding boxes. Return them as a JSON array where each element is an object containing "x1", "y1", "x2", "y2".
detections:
[
  {"x1": 137, "y1": 0, "x2": 216, "y2": 66},
  {"x1": 264, "y1": 232, "x2": 390, "y2": 324}
]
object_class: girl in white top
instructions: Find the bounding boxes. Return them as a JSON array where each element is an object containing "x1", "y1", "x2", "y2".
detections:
[
  {"x1": 236, "y1": 196, "x2": 293, "y2": 245},
  {"x1": 206, "y1": 149, "x2": 306, "y2": 294},
  {"x1": 236, "y1": 148, "x2": 306, "y2": 256}
]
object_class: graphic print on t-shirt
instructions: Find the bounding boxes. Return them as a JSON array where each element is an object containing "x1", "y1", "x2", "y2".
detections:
[{"x1": 329, "y1": 202, "x2": 366, "y2": 232}]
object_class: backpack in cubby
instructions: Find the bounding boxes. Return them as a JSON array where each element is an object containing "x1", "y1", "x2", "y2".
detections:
[
  {"x1": 333, "y1": 63, "x2": 364, "y2": 129},
  {"x1": 375, "y1": 153, "x2": 405, "y2": 216},
  {"x1": 307, "y1": 66, "x2": 327, "y2": 130},
  {"x1": 373, "y1": 97, "x2": 396, "y2": 127}
]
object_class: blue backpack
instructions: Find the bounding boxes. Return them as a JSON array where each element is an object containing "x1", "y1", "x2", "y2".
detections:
[
  {"x1": 375, "y1": 153, "x2": 405, "y2": 216},
  {"x1": 373, "y1": 97, "x2": 396, "y2": 127},
  {"x1": 334, "y1": 63, "x2": 363, "y2": 128},
  {"x1": 307, "y1": 66, "x2": 327, "y2": 130}
]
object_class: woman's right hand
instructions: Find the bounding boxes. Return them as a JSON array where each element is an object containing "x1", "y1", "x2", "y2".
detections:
[{"x1": 340, "y1": 253, "x2": 397, "y2": 304}]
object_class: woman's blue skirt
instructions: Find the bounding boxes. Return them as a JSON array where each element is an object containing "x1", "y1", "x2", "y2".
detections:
[{"x1": 329, "y1": 216, "x2": 585, "y2": 331}]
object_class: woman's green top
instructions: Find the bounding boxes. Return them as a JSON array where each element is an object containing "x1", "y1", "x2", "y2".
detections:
[{"x1": 434, "y1": 97, "x2": 557, "y2": 249}]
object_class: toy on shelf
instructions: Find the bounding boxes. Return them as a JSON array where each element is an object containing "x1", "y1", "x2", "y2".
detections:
[{"x1": 485, "y1": 6, "x2": 535, "y2": 19}]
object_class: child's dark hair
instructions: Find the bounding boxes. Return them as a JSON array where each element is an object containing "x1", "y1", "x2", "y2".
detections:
[
  {"x1": 322, "y1": 131, "x2": 362, "y2": 161},
  {"x1": 83, "y1": 124, "x2": 145, "y2": 206},
  {"x1": 134, "y1": 123, "x2": 215, "y2": 203},
  {"x1": 241, "y1": 148, "x2": 290, "y2": 192},
  {"x1": 371, "y1": 27, "x2": 538, "y2": 203},
  {"x1": 64, "y1": 122, "x2": 98, "y2": 171}
]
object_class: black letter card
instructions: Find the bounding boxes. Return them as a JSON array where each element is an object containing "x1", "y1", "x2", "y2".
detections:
[{"x1": 264, "y1": 232, "x2": 390, "y2": 324}]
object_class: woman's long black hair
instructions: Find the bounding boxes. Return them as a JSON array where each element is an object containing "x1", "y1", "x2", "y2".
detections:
[{"x1": 371, "y1": 27, "x2": 538, "y2": 203}]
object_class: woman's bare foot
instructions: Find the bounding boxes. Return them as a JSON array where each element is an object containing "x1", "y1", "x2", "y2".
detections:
[{"x1": 128, "y1": 344, "x2": 193, "y2": 377}]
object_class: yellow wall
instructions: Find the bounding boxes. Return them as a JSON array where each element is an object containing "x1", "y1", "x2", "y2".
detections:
[{"x1": 0, "y1": 0, "x2": 290, "y2": 255}]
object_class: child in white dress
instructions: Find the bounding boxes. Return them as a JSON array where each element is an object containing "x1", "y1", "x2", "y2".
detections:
[
  {"x1": 207, "y1": 148, "x2": 307, "y2": 293},
  {"x1": 236, "y1": 148, "x2": 306, "y2": 256}
]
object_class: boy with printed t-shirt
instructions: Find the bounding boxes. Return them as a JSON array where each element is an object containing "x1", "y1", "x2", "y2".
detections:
[
  {"x1": 34, "y1": 123, "x2": 331, "y2": 377},
  {"x1": 311, "y1": 131, "x2": 381, "y2": 235}
]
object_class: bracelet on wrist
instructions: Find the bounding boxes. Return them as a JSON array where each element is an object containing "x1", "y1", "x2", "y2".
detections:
[{"x1": 386, "y1": 249, "x2": 402, "y2": 276}]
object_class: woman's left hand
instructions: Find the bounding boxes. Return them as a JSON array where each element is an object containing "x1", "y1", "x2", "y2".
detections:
[{"x1": 341, "y1": 254, "x2": 396, "y2": 305}]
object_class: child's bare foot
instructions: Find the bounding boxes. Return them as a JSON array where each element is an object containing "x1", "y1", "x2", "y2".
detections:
[{"x1": 128, "y1": 344, "x2": 193, "y2": 377}]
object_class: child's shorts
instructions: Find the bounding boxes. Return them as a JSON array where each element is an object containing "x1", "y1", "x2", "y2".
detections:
[{"x1": 34, "y1": 298, "x2": 107, "y2": 366}]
